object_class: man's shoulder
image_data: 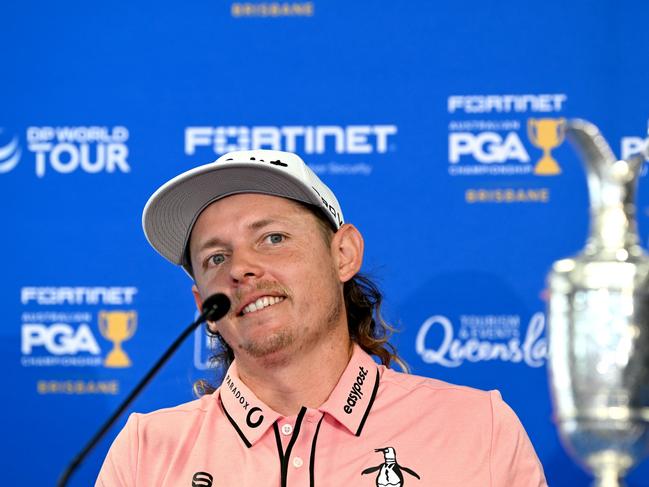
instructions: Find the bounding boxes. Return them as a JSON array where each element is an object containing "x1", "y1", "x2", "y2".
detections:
[
  {"x1": 131, "y1": 393, "x2": 218, "y2": 429},
  {"x1": 375, "y1": 368, "x2": 547, "y2": 486},
  {"x1": 379, "y1": 366, "x2": 499, "y2": 411},
  {"x1": 380, "y1": 366, "x2": 490, "y2": 396},
  {"x1": 377, "y1": 367, "x2": 518, "y2": 432}
]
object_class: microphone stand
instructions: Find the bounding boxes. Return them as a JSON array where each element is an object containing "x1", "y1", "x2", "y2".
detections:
[{"x1": 57, "y1": 294, "x2": 230, "y2": 487}]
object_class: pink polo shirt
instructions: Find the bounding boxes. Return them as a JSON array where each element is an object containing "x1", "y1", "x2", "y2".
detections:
[{"x1": 97, "y1": 345, "x2": 547, "y2": 486}]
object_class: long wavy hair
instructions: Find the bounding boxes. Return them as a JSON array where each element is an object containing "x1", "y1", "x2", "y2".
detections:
[{"x1": 192, "y1": 204, "x2": 406, "y2": 397}]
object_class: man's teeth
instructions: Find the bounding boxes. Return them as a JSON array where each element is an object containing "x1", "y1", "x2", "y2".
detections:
[{"x1": 242, "y1": 296, "x2": 285, "y2": 315}]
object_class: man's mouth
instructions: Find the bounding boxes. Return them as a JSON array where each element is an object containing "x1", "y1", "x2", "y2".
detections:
[{"x1": 240, "y1": 296, "x2": 285, "y2": 316}]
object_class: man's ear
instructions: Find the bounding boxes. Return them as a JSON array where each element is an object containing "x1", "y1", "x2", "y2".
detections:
[
  {"x1": 192, "y1": 284, "x2": 220, "y2": 333},
  {"x1": 332, "y1": 223, "x2": 364, "y2": 282},
  {"x1": 192, "y1": 284, "x2": 203, "y2": 311}
]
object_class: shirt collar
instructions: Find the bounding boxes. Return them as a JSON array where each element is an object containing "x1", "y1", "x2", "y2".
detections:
[
  {"x1": 218, "y1": 344, "x2": 381, "y2": 447},
  {"x1": 218, "y1": 361, "x2": 281, "y2": 447},
  {"x1": 319, "y1": 344, "x2": 380, "y2": 437}
]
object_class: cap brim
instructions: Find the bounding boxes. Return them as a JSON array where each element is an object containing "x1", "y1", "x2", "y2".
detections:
[{"x1": 142, "y1": 163, "x2": 322, "y2": 266}]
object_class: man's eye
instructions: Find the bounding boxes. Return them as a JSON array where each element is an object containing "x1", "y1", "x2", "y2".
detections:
[
  {"x1": 267, "y1": 234, "x2": 284, "y2": 244},
  {"x1": 209, "y1": 254, "x2": 226, "y2": 266}
]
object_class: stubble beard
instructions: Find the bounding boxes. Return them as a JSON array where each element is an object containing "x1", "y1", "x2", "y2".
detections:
[
  {"x1": 239, "y1": 281, "x2": 345, "y2": 363},
  {"x1": 241, "y1": 328, "x2": 294, "y2": 359}
]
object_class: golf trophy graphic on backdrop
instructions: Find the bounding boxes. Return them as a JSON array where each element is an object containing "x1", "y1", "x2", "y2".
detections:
[
  {"x1": 99, "y1": 310, "x2": 137, "y2": 368},
  {"x1": 547, "y1": 119, "x2": 649, "y2": 487},
  {"x1": 528, "y1": 117, "x2": 566, "y2": 175}
]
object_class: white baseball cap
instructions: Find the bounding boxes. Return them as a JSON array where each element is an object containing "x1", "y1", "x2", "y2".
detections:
[{"x1": 142, "y1": 149, "x2": 344, "y2": 270}]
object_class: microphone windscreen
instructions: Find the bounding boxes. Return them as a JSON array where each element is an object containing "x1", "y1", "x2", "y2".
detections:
[{"x1": 201, "y1": 293, "x2": 231, "y2": 322}]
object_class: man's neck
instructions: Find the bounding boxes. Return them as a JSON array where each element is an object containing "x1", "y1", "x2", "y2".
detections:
[{"x1": 235, "y1": 335, "x2": 354, "y2": 416}]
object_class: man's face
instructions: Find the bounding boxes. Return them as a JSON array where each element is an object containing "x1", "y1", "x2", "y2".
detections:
[{"x1": 189, "y1": 193, "x2": 361, "y2": 366}]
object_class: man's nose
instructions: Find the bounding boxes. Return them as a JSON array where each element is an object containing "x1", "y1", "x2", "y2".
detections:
[{"x1": 228, "y1": 247, "x2": 264, "y2": 283}]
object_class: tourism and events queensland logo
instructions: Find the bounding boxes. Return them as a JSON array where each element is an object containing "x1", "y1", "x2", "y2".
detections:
[
  {"x1": 415, "y1": 312, "x2": 547, "y2": 368},
  {"x1": 0, "y1": 125, "x2": 131, "y2": 177},
  {"x1": 184, "y1": 123, "x2": 398, "y2": 176},
  {"x1": 447, "y1": 94, "x2": 568, "y2": 177}
]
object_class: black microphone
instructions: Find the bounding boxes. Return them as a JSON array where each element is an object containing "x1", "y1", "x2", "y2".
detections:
[
  {"x1": 57, "y1": 294, "x2": 231, "y2": 487},
  {"x1": 200, "y1": 293, "x2": 231, "y2": 322}
]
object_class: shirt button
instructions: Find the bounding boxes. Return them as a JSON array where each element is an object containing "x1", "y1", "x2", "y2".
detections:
[
  {"x1": 292, "y1": 457, "x2": 304, "y2": 468},
  {"x1": 281, "y1": 423, "x2": 293, "y2": 435}
]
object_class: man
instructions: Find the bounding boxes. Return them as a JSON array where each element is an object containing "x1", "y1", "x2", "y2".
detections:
[{"x1": 97, "y1": 149, "x2": 547, "y2": 486}]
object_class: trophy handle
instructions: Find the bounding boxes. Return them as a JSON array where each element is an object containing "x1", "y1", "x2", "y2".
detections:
[
  {"x1": 565, "y1": 119, "x2": 616, "y2": 178},
  {"x1": 98, "y1": 311, "x2": 108, "y2": 337},
  {"x1": 556, "y1": 118, "x2": 567, "y2": 144},
  {"x1": 565, "y1": 118, "x2": 644, "y2": 252},
  {"x1": 126, "y1": 311, "x2": 138, "y2": 339},
  {"x1": 527, "y1": 119, "x2": 539, "y2": 147}
]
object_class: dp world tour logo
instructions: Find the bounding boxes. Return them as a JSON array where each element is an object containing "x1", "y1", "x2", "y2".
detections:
[{"x1": 0, "y1": 129, "x2": 21, "y2": 173}]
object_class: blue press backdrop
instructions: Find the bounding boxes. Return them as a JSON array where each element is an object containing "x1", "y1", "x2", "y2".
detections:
[{"x1": 3, "y1": 1, "x2": 649, "y2": 485}]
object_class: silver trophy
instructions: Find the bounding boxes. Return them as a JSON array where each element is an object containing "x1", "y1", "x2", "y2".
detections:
[{"x1": 547, "y1": 119, "x2": 649, "y2": 487}]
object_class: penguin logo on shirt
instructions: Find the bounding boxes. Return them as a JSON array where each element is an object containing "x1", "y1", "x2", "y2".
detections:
[{"x1": 361, "y1": 447, "x2": 420, "y2": 487}]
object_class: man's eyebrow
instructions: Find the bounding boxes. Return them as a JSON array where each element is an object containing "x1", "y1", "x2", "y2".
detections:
[
  {"x1": 248, "y1": 218, "x2": 285, "y2": 231},
  {"x1": 196, "y1": 236, "x2": 227, "y2": 253},
  {"x1": 196, "y1": 217, "x2": 290, "y2": 252}
]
